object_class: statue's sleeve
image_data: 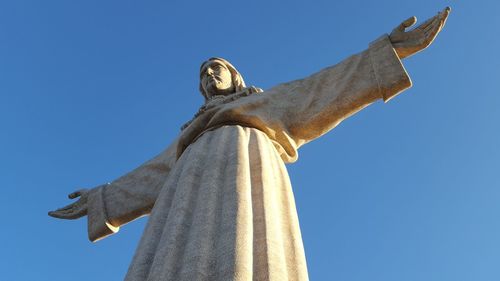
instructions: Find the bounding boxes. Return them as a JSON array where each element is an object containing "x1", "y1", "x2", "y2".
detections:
[
  {"x1": 86, "y1": 138, "x2": 178, "y2": 242},
  {"x1": 246, "y1": 34, "x2": 412, "y2": 156}
]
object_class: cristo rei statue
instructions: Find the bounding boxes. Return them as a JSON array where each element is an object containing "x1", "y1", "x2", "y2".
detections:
[{"x1": 50, "y1": 7, "x2": 450, "y2": 281}]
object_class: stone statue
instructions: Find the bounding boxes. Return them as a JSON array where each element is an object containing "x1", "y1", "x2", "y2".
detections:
[{"x1": 49, "y1": 7, "x2": 450, "y2": 281}]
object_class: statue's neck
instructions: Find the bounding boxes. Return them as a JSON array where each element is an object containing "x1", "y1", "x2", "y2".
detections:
[{"x1": 181, "y1": 86, "x2": 262, "y2": 131}]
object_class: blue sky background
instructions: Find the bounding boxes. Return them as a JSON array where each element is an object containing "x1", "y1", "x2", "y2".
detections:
[{"x1": 1, "y1": 0, "x2": 499, "y2": 280}]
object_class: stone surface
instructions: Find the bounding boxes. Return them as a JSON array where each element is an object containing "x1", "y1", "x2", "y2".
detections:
[{"x1": 49, "y1": 9, "x2": 449, "y2": 281}]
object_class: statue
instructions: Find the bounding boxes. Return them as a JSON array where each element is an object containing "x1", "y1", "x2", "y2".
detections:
[{"x1": 49, "y1": 7, "x2": 450, "y2": 281}]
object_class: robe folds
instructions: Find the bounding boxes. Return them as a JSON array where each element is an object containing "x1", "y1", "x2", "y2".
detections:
[{"x1": 85, "y1": 35, "x2": 412, "y2": 281}]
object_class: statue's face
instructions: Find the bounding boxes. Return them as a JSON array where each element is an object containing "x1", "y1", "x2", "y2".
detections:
[{"x1": 200, "y1": 60, "x2": 235, "y2": 98}]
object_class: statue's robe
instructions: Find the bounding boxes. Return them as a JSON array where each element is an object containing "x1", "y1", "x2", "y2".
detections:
[{"x1": 85, "y1": 35, "x2": 412, "y2": 281}]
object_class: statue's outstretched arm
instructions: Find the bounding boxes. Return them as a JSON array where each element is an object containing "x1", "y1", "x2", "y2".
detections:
[
  {"x1": 218, "y1": 7, "x2": 451, "y2": 161},
  {"x1": 49, "y1": 137, "x2": 179, "y2": 242}
]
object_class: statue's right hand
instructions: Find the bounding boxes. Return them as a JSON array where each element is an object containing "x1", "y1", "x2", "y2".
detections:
[{"x1": 48, "y1": 189, "x2": 89, "y2": 219}]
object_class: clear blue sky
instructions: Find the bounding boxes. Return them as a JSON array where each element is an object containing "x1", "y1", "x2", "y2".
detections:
[{"x1": 1, "y1": 1, "x2": 499, "y2": 280}]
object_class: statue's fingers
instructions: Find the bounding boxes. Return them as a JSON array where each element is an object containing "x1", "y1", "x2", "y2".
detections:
[
  {"x1": 422, "y1": 21, "x2": 441, "y2": 46},
  {"x1": 68, "y1": 189, "x2": 87, "y2": 199},
  {"x1": 67, "y1": 206, "x2": 87, "y2": 219},
  {"x1": 48, "y1": 210, "x2": 64, "y2": 218},
  {"x1": 402, "y1": 16, "x2": 417, "y2": 29},
  {"x1": 68, "y1": 192, "x2": 79, "y2": 199},
  {"x1": 49, "y1": 211, "x2": 78, "y2": 219},
  {"x1": 443, "y1": 6, "x2": 451, "y2": 16},
  {"x1": 53, "y1": 203, "x2": 76, "y2": 212},
  {"x1": 48, "y1": 206, "x2": 86, "y2": 219},
  {"x1": 48, "y1": 209, "x2": 75, "y2": 219},
  {"x1": 423, "y1": 17, "x2": 440, "y2": 33},
  {"x1": 424, "y1": 12, "x2": 447, "y2": 35},
  {"x1": 440, "y1": 7, "x2": 451, "y2": 26},
  {"x1": 416, "y1": 7, "x2": 449, "y2": 32},
  {"x1": 426, "y1": 8, "x2": 449, "y2": 32},
  {"x1": 417, "y1": 15, "x2": 439, "y2": 32},
  {"x1": 392, "y1": 16, "x2": 417, "y2": 34}
]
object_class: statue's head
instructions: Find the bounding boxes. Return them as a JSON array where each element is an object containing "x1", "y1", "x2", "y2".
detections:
[{"x1": 199, "y1": 57, "x2": 246, "y2": 100}]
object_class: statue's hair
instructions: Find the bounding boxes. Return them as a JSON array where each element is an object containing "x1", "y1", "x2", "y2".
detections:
[{"x1": 199, "y1": 57, "x2": 246, "y2": 100}]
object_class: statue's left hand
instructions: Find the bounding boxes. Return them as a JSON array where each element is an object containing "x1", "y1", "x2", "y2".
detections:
[
  {"x1": 390, "y1": 7, "x2": 451, "y2": 59},
  {"x1": 48, "y1": 189, "x2": 89, "y2": 219}
]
